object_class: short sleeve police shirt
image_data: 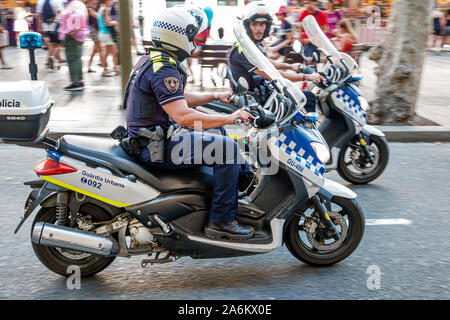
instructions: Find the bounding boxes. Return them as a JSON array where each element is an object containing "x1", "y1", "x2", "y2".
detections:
[
  {"x1": 229, "y1": 44, "x2": 265, "y2": 92},
  {"x1": 140, "y1": 62, "x2": 185, "y2": 107}
]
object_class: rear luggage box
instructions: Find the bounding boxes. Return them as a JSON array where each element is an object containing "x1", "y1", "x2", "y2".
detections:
[{"x1": 0, "y1": 81, "x2": 53, "y2": 143}]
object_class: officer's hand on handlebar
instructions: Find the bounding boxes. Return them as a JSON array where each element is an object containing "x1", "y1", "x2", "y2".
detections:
[
  {"x1": 216, "y1": 92, "x2": 233, "y2": 104},
  {"x1": 307, "y1": 73, "x2": 327, "y2": 84},
  {"x1": 290, "y1": 63, "x2": 303, "y2": 72},
  {"x1": 228, "y1": 109, "x2": 255, "y2": 125}
]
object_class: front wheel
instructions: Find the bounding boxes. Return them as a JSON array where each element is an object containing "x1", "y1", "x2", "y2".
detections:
[
  {"x1": 337, "y1": 135, "x2": 389, "y2": 184},
  {"x1": 284, "y1": 196, "x2": 365, "y2": 266}
]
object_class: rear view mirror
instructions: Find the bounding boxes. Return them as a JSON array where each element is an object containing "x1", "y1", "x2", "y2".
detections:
[
  {"x1": 312, "y1": 52, "x2": 319, "y2": 63},
  {"x1": 293, "y1": 40, "x2": 302, "y2": 54},
  {"x1": 237, "y1": 77, "x2": 249, "y2": 94},
  {"x1": 220, "y1": 64, "x2": 238, "y2": 87}
]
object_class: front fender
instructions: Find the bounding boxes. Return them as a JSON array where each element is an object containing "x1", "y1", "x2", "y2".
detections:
[
  {"x1": 362, "y1": 125, "x2": 385, "y2": 137},
  {"x1": 318, "y1": 178, "x2": 357, "y2": 201}
]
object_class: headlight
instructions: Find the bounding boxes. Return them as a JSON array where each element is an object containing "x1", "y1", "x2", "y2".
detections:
[
  {"x1": 358, "y1": 96, "x2": 369, "y2": 112},
  {"x1": 311, "y1": 142, "x2": 330, "y2": 164}
]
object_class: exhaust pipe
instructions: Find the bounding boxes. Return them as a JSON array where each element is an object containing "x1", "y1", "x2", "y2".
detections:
[{"x1": 32, "y1": 222, "x2": 120, "y2": 256}]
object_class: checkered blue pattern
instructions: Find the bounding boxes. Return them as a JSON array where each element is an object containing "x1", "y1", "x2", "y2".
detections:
[
  {"x1": 153, "y1": 21, "x2": 186, "y2": 35},
  {"x1": 276, "y1": 133, "x2": 325, "y2": 177},
  {"x1": 335, "y1": 88, "x2": 367, "y2": 122}
]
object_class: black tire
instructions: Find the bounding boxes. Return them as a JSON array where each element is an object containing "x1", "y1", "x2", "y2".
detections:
[
  {"x1": 31, "y1": 203, "x2": 116, "y2": 277},
  {"x1": 337, "y1": 135, "x2": 389, "y2": 185},
  {"x1": 284, "y1": 197, "x2": 365, "y2": 266}
]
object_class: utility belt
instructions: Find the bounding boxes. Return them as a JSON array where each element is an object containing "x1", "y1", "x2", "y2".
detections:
[
  {"x1": 111, "y1": 125, "x2": 165, "y2": 163},
  {"x1": 110, "y1": 124, "x2": 195, "y2": 163}
]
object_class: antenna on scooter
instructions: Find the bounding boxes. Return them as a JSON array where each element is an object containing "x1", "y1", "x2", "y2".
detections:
[{"x1": 19, "y1": 32, "x2": 42, "y2": 81}]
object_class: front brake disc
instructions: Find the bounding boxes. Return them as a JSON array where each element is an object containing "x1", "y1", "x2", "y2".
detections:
[
  {"x1": 307, "y1": 212, "x2": 348, "y2": 251},
  {"x1": 350, "y1": 144, "x2": 379, "y2": 174}
]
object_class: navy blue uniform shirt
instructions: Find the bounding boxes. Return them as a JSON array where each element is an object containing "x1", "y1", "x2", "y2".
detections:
[
  {"x1": 228, "y1": 43, "x2": 266, "y2": 92},
  {"x1": 126, "y1": 57, "x2": 185, "y2": 137}
]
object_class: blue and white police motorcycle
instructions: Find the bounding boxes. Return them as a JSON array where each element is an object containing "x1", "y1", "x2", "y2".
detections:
[
  {"x1": 0, "y1": 28, "x2": 364, "y2": 278},
  {"x1": 300, "y1": 16, "x2": 389, "y2": 184}
]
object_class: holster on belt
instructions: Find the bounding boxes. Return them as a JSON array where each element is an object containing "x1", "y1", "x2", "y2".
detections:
[{"x1": 139, "y1": 126, "x2": 165, "y2": 163}]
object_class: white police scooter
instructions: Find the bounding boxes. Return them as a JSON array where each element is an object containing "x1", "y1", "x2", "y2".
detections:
[
  {"x1": 0, "y1": 30, "x2": 364, "y2": 277},
  {"x1": 293, "y1": 16, "x2": 389, "y2": 184}
]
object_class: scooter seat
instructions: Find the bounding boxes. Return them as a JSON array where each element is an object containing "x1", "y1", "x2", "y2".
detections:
[{"x1": 57, "y1": 135, "x2": 213, "y2": 193}]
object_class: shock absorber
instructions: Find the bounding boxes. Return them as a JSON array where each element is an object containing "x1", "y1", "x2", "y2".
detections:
[
  {"x1": 357, "y1": 133, "x2": 375, "y2": 165},
  {"x1": 56, "y1": 192, "x2": 69, "y2": 226},
  {"x1": 311, "y1": 195, "x2": 340, "y2": 241}
]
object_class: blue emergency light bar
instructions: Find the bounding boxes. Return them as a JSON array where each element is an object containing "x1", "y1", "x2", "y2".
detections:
[{"x1": 20, "y1": 32, "x2": 42, "y2": 50}]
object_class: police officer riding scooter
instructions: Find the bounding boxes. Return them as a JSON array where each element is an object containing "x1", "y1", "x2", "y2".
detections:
[
  {"x1": 228, "y1": 1, "x2": 325, "y2": 112},
  {"x1": 120, "y1": 7, "x2": 256, "y2": 240}
]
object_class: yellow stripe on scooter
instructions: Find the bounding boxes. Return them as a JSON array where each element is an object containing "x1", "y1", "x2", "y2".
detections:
[
  {"x1": 40, "y1": 176, "x2": 132, "y2": 207},
  {"x1": 228, "y1": 133, "x2": 244, "y2": 140},
  {"x1": 360, "y1": 139, "x2": 367, "y2": 146}
]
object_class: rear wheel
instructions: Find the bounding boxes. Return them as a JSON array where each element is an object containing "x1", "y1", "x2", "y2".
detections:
[
  {"x1": 285, "y1": 196, "x2": 365, "y2": 266},
  {"x1": 337, "y1": 135, "x2": 389, "y2": 184},
  {"x1": 31, "y1": 203, "x2": 116, "y2": 277}
]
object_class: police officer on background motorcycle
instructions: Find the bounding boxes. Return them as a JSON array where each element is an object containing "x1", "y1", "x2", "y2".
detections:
[
  {"x1": 124, "y1": 7, "x2": 256, "y2": 240},
  {"x1": 229, "y1": 1, "x2": 325, "y2": 112}
]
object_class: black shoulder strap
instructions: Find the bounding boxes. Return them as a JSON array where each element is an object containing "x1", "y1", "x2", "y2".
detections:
[{"x1": 122, "y1": 55, "x2": 153, "y2": 109}]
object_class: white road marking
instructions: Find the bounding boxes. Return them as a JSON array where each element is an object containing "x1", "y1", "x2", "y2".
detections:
[{"x1": 366, "y1": 219, "x2": 412, "y2": 226}]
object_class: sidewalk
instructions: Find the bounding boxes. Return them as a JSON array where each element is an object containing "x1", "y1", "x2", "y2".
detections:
[
  {"x1": 0, "y1": 45, "x2": 449, "y2": 138},
  {"x1": 358, "y1": 53, "x2": 450, "y2": 126}
]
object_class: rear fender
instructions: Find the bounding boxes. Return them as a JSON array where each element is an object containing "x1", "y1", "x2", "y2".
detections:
[
  {"x1": 15, "y1": 181, "x2": 122, "y2": 234},
  {"x1": 15, "y1": 181, "x2": 65, "y2": 234}
]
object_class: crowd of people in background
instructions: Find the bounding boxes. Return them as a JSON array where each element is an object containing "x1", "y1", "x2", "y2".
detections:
[
  {"x1": 0, "y1": 0, "x2": 449, "y2": 85},
  {"x1": 0, "y1": 0, "x2": 141, "y2": 90},
  {"x1": 430, "y1": 5, "x2": 450, "y2": 53},
  {"x1": 248, "y1": 0, "x2": 359, "y2": 64}
]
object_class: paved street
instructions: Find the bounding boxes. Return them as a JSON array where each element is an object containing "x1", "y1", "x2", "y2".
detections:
[{"x1": 0, "y1": 142, "x2": 448, "y2": 300}]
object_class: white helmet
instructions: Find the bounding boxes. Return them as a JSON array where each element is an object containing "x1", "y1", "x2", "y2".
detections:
[
  {"x1": 243, "y1": 1, "x2": 273, "y2": 42},
  {"x1": 151, "y1": 6, "x2": 208, "y2": 61}
]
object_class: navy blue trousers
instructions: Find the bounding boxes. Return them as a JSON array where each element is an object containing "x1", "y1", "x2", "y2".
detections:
[{"x1": 138, "y1": 127, "x2": 252, "y2": 223}]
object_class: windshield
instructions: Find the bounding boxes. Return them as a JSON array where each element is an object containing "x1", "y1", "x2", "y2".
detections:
[
  {"x1": 233, "y1": 21, "x2": 307, "y2": 117},
  {"x1": 302, "y1": 15, "x2": 358, "y2": 72},
  {"x1": 302, "y1": 15, "x2": 341, "y2": 60}
]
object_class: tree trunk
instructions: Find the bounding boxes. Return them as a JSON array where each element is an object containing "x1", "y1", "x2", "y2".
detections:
[{"x1": 368, "y1": 0, "x2": 432, "y2": 125}]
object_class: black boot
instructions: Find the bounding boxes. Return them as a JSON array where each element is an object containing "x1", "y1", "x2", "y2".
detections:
[{"x1": 204, "y1": 219, "x2": 254, "y2": 240}]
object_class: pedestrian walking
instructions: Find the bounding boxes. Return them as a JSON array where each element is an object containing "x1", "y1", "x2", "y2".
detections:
[
  {"x1": 444, "y1": 10, "x2": 450, "y2": 49},
  {"x1": 325, "y1": 0, "x2": 344, "y2": 39},
  {"x1": 297, "y1": 0, "x2": 329, "y2": 58},
  {"x1": 13, "y1": 1, "x2": 31, "y2": 47},
  {"x1": 266, "y1": 5, "x2": 293, "y2": 61},
  {"x1": 336, "y1": 19, "x2": 357, "y2": 54},
  {"x1": 58, "y1": 0, "x2": 89, "y2": 91},
  {"x1": 430, "y1": 6, "x2": 445, "y2": 53},
  {"x1": 36, "y1": 0, "x2": 64, "y2": 70},
  {"x1": 97, "y1": 0, "x2": 118, "y2": 77},
  {"x1": 0, "y1": 1, "x2": 12, "y2": 69},
  {"x1": 86, "y1": 0, "x2": 101, "y2": 73}
]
